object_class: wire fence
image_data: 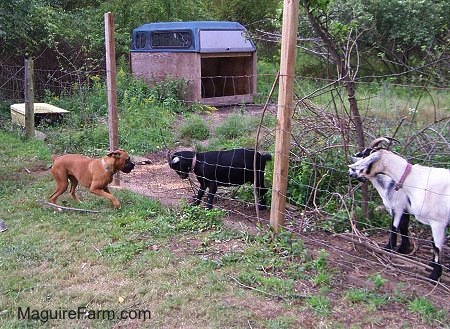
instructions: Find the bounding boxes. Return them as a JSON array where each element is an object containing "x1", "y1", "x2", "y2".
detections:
[{"x1": 1, "y1": 62, "x2": 450, "y2": 304}]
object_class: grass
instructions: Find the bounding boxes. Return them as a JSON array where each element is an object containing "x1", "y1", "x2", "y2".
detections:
[
  {"x1": 1, "y1": 120, "x2": 449, "y2": 328},
  {"x1": 178, "y1": 114, "x2": 210, "y2": 141},
  {"x1": 0, "y1": 68, "x2": 449, "y2": 327}
]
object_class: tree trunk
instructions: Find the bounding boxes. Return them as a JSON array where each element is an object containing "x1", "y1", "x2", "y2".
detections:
[
  {"x1": 345, "y1": 78, "x2": 369, "y2": 218},
  {"x1": 302, "y1": 0, "x2": 369, "y2": 218}
]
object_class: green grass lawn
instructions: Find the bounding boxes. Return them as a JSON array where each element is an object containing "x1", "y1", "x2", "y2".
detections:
[{"x1": 0, "y1": 130, "x2": 448, "y2": 328}]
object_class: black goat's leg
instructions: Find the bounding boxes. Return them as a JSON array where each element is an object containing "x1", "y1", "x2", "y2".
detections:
[
  {"x1": 193, "y1": 182, "x2": 206, "y2": 206},
  {"x1": 396, "y1": 213, "x2": 411, "y2": 254},
  {"x1": 205, "y1": 183, "x2": 217, "y2": 209},
  {"x1": 256, "y1": 173, "x2": 268, "y2": 210}
]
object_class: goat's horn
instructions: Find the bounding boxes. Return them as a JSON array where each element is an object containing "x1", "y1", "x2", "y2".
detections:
[{"x1": 368, "y1": 137, "x2": 395, "y2": 149}]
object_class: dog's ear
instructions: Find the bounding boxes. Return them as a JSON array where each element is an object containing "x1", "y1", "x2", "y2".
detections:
[{"x1": 107, "y1": 150, "x2": 122, "y2": 158}]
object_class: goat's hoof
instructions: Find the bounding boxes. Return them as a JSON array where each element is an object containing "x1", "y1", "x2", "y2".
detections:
[
  {"x1": 429, "y1": 264, "x2": 442, "y2": 281},
  {"x1": 383, "y1": 245, "x2": 395, "y2": 253},
  {"x1": 397, "y1": 244, "x2": 411, "y2": 254}
]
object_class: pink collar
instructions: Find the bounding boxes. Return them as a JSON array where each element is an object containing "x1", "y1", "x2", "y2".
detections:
[{"x1": 395, "y1": 163, "x2": 412, "y2": 191}]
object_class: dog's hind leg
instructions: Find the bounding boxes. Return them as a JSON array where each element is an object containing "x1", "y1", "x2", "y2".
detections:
[
  {"x1": 68, "y1": 175, "x2": 80, "y2": 201},
  {"x1": 49, "y1": 173, "x2": 69, "y2": 204}
]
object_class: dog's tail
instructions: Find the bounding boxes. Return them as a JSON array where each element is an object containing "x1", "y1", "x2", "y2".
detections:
[{"x1": 48, "y1": 154, "x2": 58, "y2": 169}]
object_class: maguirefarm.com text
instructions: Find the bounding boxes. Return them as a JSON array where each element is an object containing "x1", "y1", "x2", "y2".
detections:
[{"x1": 17, "y1": 306, "x2": 151, "y2": 323}]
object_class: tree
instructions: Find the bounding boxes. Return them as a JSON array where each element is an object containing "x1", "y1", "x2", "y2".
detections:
[
  {"x1": 360, "y1": 0, "x2": 449, "y2": 84},
  {"x1": 296, "y1": 0, "x2": 449, "y2": 84}
]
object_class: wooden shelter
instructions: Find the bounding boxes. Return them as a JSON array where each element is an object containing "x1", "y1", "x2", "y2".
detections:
[{"x1": 130, "y1": 21, "x2": 257, "y2": 106}]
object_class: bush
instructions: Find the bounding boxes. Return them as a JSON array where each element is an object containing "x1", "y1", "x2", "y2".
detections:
[
  {"x1": 179, "y1": 114, "x2": 210, "y2": 141},
  {"x1": 42, "y1": 70, "x2": 177, "y2": 154}
]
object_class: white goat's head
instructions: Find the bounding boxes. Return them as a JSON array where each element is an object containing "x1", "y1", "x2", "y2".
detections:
[
  {"x1": 349, "y1": 137, "x2": 396, "y2": 181},
  {"x1": 348, "y1": 150, "x2": 382, "y2": 180}
]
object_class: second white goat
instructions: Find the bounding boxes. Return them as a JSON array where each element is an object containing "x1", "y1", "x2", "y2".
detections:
[
  {"x1": 348, "y1": 148, "x2": 450, "y2": 281},
  {"x1": 351, "y1": 138, "x2": 412, "y2": 254}
]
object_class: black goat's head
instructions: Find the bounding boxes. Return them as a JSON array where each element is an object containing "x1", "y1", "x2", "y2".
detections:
[{"x1": 168, "y1": 151, "x2": 194, "y2": 179}]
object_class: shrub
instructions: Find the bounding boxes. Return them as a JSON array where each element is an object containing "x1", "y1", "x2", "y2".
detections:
[{"x1": 179, "y1": 114, "x2": 210, "y2": 141}]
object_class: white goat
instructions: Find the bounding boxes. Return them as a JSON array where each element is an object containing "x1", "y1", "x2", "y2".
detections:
[
  {"x1": 351, "y1": 138, "x2": 412, "y2": 254},
  {"x1": 348, "y1": 148, "x2": 450, "y2": 280}
]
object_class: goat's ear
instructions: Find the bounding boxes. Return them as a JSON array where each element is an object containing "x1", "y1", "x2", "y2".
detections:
[
  {"x1": 348, "y1": 151, "x2": 380, "y2": 169},
  {"x1": 171, "y1": 156, "x2": 180, "y2": 164},
  {"x1": 350, "y1": 156, "x2": 361, "y2": 163}
]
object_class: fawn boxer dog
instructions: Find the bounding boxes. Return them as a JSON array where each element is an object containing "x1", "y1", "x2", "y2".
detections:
[{"x1": 49, "y1": 149, "x2": 135, "y2": 208}]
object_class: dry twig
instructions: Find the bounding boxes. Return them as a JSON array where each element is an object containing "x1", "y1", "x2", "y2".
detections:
[{"x1": 40, "y1": 201, "x2": 100, "y2": 213}]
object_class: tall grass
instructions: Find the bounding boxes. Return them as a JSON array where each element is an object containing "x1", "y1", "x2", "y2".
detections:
[{"x1": 38, "y1": 70, "x2": 187, "y2": 155}]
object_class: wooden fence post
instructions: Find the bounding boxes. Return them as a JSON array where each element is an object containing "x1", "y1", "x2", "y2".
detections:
[
  {"x1": 104, "y1": 12, "x2": 120, "y2": 185},
  {"x1": 269, "y1": 0, "x2": 299, "y2": 233},
  {"x1": 24, "y1": 55, "x2": 35, "y2": 139}
]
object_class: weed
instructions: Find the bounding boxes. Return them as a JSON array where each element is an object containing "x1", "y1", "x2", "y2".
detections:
[
  {"x1": 214, "y1": 113, "x2": 256, "y2": 139},
  {"x1": 346, "y1": 288, "x2": 369, "y2": 303},
  {"x1": 311, "y1": 271, "x2": 331, "y2": 286},
  {"x1": 179, "y1": 114, "x2": 210, "y2": 141},
  {"x1": 103, "y1": 240, "x2": 146, "y2": 263},
  {"x1": 41, "y1": 71, "x2": 176, "y2": 154},
  {"x1": 368, "y1": 273, "x2": 387, "y2": 290},
  {"x1": 306, "y1": 295, "x2": 331, "y2": 316},
  {"x1": 147, "y1": 76, "x2": 188, "y2": 113},
  {"x1": 175, "y1": 205, "x2": 224, "y2": 233},
  {"x1": 345, "y1": 288, "x2": 389, "y2": 311},
  {"x1": 408, "y1": 297, "x2": 448, "y2": 324},
  {"x1": 265, "y1": 316, "x2": 297, "y2": 329}
]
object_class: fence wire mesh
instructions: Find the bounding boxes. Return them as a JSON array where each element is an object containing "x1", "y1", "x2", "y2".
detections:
[{"x1": 1, "y1": 63, "x2": 449, "y2": 303}]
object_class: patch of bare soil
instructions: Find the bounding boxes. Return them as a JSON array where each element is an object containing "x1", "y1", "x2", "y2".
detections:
[
  {"x1": 120, "y1": 106, "x2": 449, "y2": 326},
  {"x1": 122, "y1": 150, "x2": 192, "y2": 206}
]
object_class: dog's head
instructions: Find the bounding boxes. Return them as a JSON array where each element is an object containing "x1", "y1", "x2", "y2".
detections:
[
  {"x1": 168, "y1": 151, "x2": 195, "y2": 179},
  {"x1": 107, "y1": 149, "x2": 135, "y2": 173}
]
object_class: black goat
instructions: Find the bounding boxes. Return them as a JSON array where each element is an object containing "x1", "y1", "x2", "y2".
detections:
[{"x1": 168, "y1": 148, "x2": 272, "y2": 209}]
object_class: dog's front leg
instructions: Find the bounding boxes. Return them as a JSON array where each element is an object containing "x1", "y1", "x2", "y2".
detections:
[{"x1": 90, "y1": 184, "x2": 121, "y2": 208}]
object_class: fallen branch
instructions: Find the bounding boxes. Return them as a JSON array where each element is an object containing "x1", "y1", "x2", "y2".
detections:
[
  {"x1": 337, "y1": 233, "x2": 434, "y2": 272},
  {"x1": 228, "y1": 275, "x2": 306, "y2": 302},
  {"x1": 40, "y1": 201, "x2": 101, "y2": 213}
]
